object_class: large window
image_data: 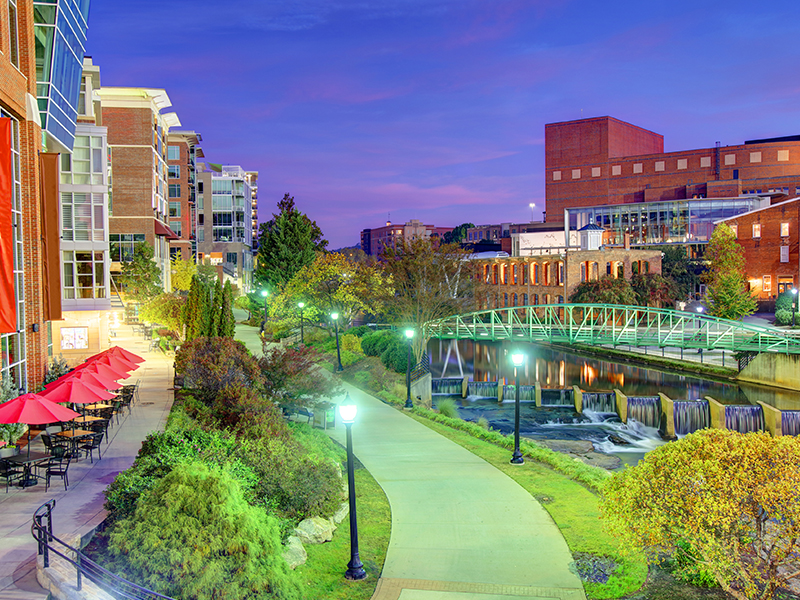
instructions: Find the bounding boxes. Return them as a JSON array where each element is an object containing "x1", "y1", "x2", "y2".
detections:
[
  {"x1": 62, "y1": 251, "x2": 105, "y2": 299},
  {"x1": 61, "y1": 192, "x2": 105, "y2": 241},
  {"x1": 8, "y1": 0, "x2": 19, "y2": 67},
  {"x1": 60, "y1": 327, "x2": 88, "y2": 350},
  {"x1": 60, "y1": 135, "x2": 105, "y2": 185},
  {"x1": 226, "y1": 252, "x2": 237, "y2": 265},
  {"x1": 170, "y1": 221, "x2": 182, "y2": 237},
  {"x1": 168, "y1": 183, "x2": 181, "y2": 198},
  {"x1": 109, "y1": 233, "x2": 146, "y2": 262},
  {"x1": 167, "y1": 145, "x2": 180, "y2": 161},
  {"x1": 169, "y1": 201, "x2": 181, "y2": 217},
  {"x1": 168, "y1": 165, "x2": 180, "y2": 179}
]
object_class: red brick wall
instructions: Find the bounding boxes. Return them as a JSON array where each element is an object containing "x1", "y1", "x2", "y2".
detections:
[{"x1": 722, "y1": 201, "x2": 800, "y2": 300}]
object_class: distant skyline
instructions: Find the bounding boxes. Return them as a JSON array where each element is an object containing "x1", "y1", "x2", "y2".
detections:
[{"x1": 87, "y1": 0, "x2": 800, "y2": 248}]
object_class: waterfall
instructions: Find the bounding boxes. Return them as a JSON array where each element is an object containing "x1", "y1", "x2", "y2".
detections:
[
  {"x1": 583, "y1": 392, "x2": 617, "y2": 413},
  {"x1": 674, "y1": 400, "x2": 710, "y2": 436},
  {"x1": 541, "y1": 388, "x2": 573, "y2": 407},
  {"x1": 432, "y1": 378, "x2": 463, "y2": 395},
  {"x1": 502, "y1": 385, "x2": 536, "y2": 402},
  {"x1": 467, "y1": 381, "x2": 498, "y2": 398},
  {"x1": 627, "y1": 396, "x2": 661, "y2": 428},
  {"x1": 724, "y1": 405, "x2": 764, "y2": 434},
  {"x1": 782, "y1": 411, "x2": 800, "y2": 436}
]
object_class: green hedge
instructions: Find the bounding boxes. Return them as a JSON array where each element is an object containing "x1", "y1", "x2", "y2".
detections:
[{"x1": 361, "y1": 330, "x2": 397, "y2": 357}]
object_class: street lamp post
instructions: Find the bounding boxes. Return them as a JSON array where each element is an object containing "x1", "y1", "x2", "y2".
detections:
[
  {"x1": 529, "y1": 202, "x2": 536, "y2": 222},
  {"x1": 260, "y1": 290, "x2": 269, "y2": 332},
  {"x1": 338, "y1": 394, "x2": 367, "y2": 581},
  {"x1": 404, "y1": 329, "x2": 414, "y2": 409},
  {"x1": 792, "y1": 288, "x2": 798, "y2": 327},
  {"x1": 332, "y1": 312, "x2": 343, "y2": 371},
  {"x1": 298, "y1": 302, "x2": 305, "y2": 344},
  {"x1": 510, "y1": 352, "x2": 525, "y2": 464}
]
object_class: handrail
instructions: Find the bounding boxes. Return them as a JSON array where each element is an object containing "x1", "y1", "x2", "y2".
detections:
[
  {"x1": 410, "y1": 352, "x2": 430, "y2": 383},
  {"x1": 32, "y1": 500, "x2": 174, "y2": 600}
]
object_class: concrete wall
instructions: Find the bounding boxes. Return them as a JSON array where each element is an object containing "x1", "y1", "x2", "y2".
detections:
[{"x1": 738, "y1": 353, "x2": 800, "y2": 391}]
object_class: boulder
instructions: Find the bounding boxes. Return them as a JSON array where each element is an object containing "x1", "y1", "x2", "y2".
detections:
[
  {"x1": 538, "y1": 439, "x2": 595, "y2": 454},
  {"x1": 575, "y1": 452, "x2": 623, "y2": 470},
  {"x1": 331, "y1": 502, "x2": 349, "y2": 525},
  {"x1": 294, "y1": 516, "x2": 335, "y2": 544},
  {"x1": 282, "y1": 536, "x2": 307, "y2": 569}
]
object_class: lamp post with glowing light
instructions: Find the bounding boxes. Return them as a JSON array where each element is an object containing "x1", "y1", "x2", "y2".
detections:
[
  {"x1": 404, "y1": 329, "x2": 414, "y2": 409},
  {"x1": 792, "y1": 288, "x2": 798, "y2": 327},
  {"x1": 696, "y1": 306, "x2": 705, "y2": 363},
  {"x1": 298, "y1": 301, "x2": 305, "y2": 344},
  {"x1": 338, "y1": 395, "x2": 367, "y2": 581},
  {"x1": 510, "y1": 352, "x2": 525, "y2": 464},
  {"x1": 529, "y1": 202, "x2": 536, "y2": 222},
  {"x1": 260, "y1": 290, "x2": 269, "y2": 332},
  {"x1": 332, "y1": 312, "x2": 343, "y2": 371}
]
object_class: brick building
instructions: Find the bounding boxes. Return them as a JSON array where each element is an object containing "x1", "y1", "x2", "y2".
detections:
[
  {"x1": 360, "y1": 219, "x2": 453, "y2": 256},
  {"x1": 167, "y1": 130, "x2": 203, "y2": 260},
  {"x1": 716, "y1": 198, "x2": 800, "y2": 300},
  {"x1": 98, "y1": 87, "x2": 181, "y2": 292},
  {"x1": 545, "y1": 116, "x2": 800, "y2": 223}
]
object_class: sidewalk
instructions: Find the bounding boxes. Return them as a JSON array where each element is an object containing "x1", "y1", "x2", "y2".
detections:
[
  {"x1": 236, "y1": 323, "x2": 586, "y2": 600},
  {"x1": 0, "y1": 322, "x2": 174, "y2": 598}
]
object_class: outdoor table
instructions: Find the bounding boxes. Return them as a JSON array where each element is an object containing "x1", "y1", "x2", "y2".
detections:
[
  {"x1": 84, "y1": 403, "x2": 113, "y2": 411},
  {"x1": 5, "y1": 451, "x2": 49, "y2": 488},
  {"x1": 73, "y1": 415, "x2": 104, "y2": 424},
  {"x1": 56, "y1": 429, "x2": 94, "y2": 439}
]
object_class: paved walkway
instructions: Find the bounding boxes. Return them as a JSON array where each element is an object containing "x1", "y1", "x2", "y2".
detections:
[
  {"x1": 235, "y1": 323, "x2": 586, "y2": 600},
  {"x1": 0, "y1": 322, "x2": 174, "y2": 599}
]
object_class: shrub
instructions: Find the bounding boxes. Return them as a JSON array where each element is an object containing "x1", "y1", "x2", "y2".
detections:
[
  {"x1": 381, "y1": 339, "x2": 409, "y2": 373},
  {"x1": 436, "y1": 397, "x2": 460, "y2": 419},
  {"x1": 175, "y1": 337, "x2": 263, "y2": 402},
  {"x1": 259, "y1": 345, "x2": 340, "y2": 405},
  {"x1": 775, "y1": 290, "x2": 794, "y2": 313},
  {"x1": 477, "y1": 417, "x2": 490, "y2": 430},
  {"x1": 361, "y1": 329, "x2": 396, "y2": 357},
  {"x1": 340, "y1": 333, "x2": 362, "y2": 354},
  {"x1": 775, "y1": 309, "x2": 792, "y2": 326},
  {"x1": 43, "y1": 355, "x2": 71, "y2": 385},
  {"x1": 138, "y1": 292, "x2": 185, "y2": 334},
  {"x1": 339, "y1": 350, "x2": 361, "y2": 367},
  {"x1": 107, "y1": 463, "x2": 302, "y2": 600},
  {"x1": 345, "y1": 325, "x2": 372, "y2": 337}
]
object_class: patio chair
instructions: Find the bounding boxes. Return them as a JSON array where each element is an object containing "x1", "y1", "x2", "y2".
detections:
[
  {"x1": 79, "y1": 432, "x2": 104, "y2": 464},
  {"x1": 0, "y1": 459, "x2": 24, "y2": 493},
  {"x1": 44, "y1": 453, "x2": 72, "y2": 492}
]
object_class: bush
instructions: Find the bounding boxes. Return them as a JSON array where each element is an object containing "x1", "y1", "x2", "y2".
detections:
[
  {"x1": 107, "y1": 463, "x2": 302, "y2": 600},
  {"x1": 775, "y1": 290, "x2": 794, "y2": 313},
  {"x1": 381, "y1": 339, "x2": 409, "y2": 373},
  {"x1": 43, "y1": 355, "x2": 71, "y2": 385},
  {"x1": 345, "y1": 325, "x2": 373, "y2": 337},
  {"x1": 340, "y1": 333, "x2": 362, "y2": 354},
  {"x1": 175, "y1": 337, "x2": 263, "y2": 402},
  {"x1": 477, "y1": 417, "x2": 490, "y2": 430},
  {"x1": 339, "y1": 349, "x2": 361, "y2": 367},
  {"x1": 436, "y1": 397, "x2": 460, "y2": 419},
  {"x1": 361, "y1": 329, "x2": 396, "y2": 357},
  {"x1": 775, "y1": 309, "x2": 792, "y2": 326}
]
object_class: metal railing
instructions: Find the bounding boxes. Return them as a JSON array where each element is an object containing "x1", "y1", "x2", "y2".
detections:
[
  {"x1": 32, "y1": 500, "x2": 174, "y2": 600},
  {"x1": 410, "y1": 352, "x2": 430, "y2": 383}
]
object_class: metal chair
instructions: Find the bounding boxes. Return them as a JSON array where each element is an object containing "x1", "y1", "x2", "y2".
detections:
[
  {"x1": 78, "y1": 432, "x2": 104, "y2": 464},
  {"x1": 0, "y1": 459, "x2": 24, "y2": 493},
  {"x1": 44, "y1": 454, "x2": 72, "y2": 492}
]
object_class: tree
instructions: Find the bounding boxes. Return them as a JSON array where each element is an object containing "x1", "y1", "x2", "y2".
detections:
[
  {"x1": 656, "y1": 245, "x2": 703, "y2": 300},
  {"x1": 170, "y1": 256, "x2": 197, "y2": 292},
  {"x1": 705, "y1": 224, "x2": 756, "y2": 320},
  {"x1": 631, "y1": 273, "x2": 679, "y2": 308},
  {"x1": 139, "y1": 293, "x2": 186, "y2": 336},
  {"x1": 270, "y1": 252, "x2": 388, "y2": 327},
  {"x1": 183, "y1": 277, "x2": 206, "y2": 342},
  {"x1": 443, "y1": 222, "x2": 475, "y2": 245},
  {"x1": 218, "y1": 281, "x2": 236, "y2": 338},
  {"x1": 209, "y1": 279, "x2": 223, "y2": 337},
  {"x1": 258, "y1": 345, "x2": 340, "y2": 406},
  {"x1": 601, "y1": 429, "x2": 800, "y2": 600},
  {"x1": 255, "y1": 194, "x2": 328, "y2": 290},
  {"x1": 175, "y1": 337, "x2": 263, "y2": 403},
  {"x1": 569, "y1": 276, "x2": 638, "y2": 305},
  {"x1": 119, "y1": 242, "x2": 162, "y2": 304},
  {"x1": 381, "y1": 237, "x2": 481, "y2": 361}
]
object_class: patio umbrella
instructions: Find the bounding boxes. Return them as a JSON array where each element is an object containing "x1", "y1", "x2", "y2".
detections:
[
  {"x1": 91, "y1": 353, "x2": 138, "y2": 373},
  {"x1": 40, "y1": 377, "x2": 116, "y2": 404},
  {"x1": 79, "y1": 361, "x2": 128, "y2": 382},
  {"x1": 105, "y1": 346, "x2": 145, "y2": 364},
  {"x1": 73, "y1": 368, "x2": 124, "y2": 391},
  {"x1": 0, "y1": 393, "x2": 80, "y2": 456}
]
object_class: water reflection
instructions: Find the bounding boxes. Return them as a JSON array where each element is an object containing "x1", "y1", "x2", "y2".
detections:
[{"x1": 428, "y1": 339, "x2": 800, "y2": 409}]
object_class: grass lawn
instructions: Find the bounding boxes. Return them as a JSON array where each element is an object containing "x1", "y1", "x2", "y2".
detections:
[
  {"x1": 406, "y1": 412, "x2": 648, "y2": 600},
  {"x1": 297, "y1": 467, "x2": 391, "y2": 600}
]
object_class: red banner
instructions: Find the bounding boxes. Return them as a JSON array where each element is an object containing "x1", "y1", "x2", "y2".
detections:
[{"x1": 0, "y1": 118, "x2": 15, "y2": 333}]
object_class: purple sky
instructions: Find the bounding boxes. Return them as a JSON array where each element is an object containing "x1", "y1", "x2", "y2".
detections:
[{"x1": 87, "y1": 0, "x2": 800, "y2": 248}]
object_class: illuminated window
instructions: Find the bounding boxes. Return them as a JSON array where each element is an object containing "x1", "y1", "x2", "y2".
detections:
[
  {"x1": 781, "y1": 246, "x2": 789, "y2": 263},
  {"x1": 60, "y1": 327, "x2": 88, "y2": 350},
  {"x1": 781, "y1": 222, "x2": 790, "y2": 237},
  {"x1": 730, "y1": 224, "x2": 738, "y2": 238},
  {"x1": 763, "y1": 275, "x2": 771, "y2": 292},
  {"x1": 753, "y1": 223, "x2": 761, "y2": 238}
]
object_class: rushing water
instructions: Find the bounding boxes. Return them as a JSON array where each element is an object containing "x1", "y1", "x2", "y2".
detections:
[
  {"x1": 724, "y1": 405, "x2": 765, "y2": 434},
  {"x1": 627, "y1": 397, "x2": 661, "y2": 429},
  {"x1": 782, "y1": 411, "x2": 800, "y2": 436}
]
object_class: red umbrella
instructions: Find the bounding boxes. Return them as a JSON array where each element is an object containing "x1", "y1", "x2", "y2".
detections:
[
  {"x1": 92, "y1": 353, "x2": 138, "y2": 373},
  {"x1": 106, "y1": 346, "x2": 145, "y2": 364},
  {"x1": 80, "y1": 361, "x2": 128, "y2": 381},
  {"x1": 0, "y1": 393, "x2": 80, "y2": 424},
  {"x1": 75, "y1": 368, "x2": 124, "y2": 391},
  {"x1": 40, "y1": 377, "x2": 116, "y2": 403}
]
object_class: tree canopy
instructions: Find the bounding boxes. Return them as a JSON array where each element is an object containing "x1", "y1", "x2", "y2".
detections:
[
  {"x1": 601, "y1": 429, "x2": 800, "y2": 600},
  {"x1": 119, "y1": 242, "x2": 162, "y2": 304},
  {"x1": 170, "y1": 256, "x2": 197, "y2": 292},
  {"x1": 631, "y1": 273, "x2": 679, "y2": 308},
  {"x1": 705, "y1": 224, "x2": 756, "y2": 320},
  {"x1": 443, "y1": 222, "x2": 475, "y2": 244},
  {"x1": 255, "y1": 194, "x2": 328, "y2": 290},
  {"x1": 569, "y1": 276, "x2": 638, "y2": 305},
  {"x1": 657, "y1": 245, "x2": 703, "y2": 300}
]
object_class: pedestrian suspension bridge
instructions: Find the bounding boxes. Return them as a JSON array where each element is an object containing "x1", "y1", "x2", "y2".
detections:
[{"x1": 425, "y1": 304, "x2": 800, "y2": 355}]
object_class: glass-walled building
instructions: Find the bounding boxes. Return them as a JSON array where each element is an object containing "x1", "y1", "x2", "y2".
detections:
[{"x1": 564, "y1": 196, "x2": 768, "y2": 255}]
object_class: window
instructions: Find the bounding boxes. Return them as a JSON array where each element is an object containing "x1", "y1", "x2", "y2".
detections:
[
  {"x1": 62, "y1": 251, "x2": 106, "y2": 300},
  {"x1": 168, "y1": 184, "x2": 181, "y2": 198},
  {"x1": 168, "y1": 165, "x2": 180, "y2": 179},
  {"x1": 753, "y1": 223, "x2": 761, "y2": 238},
  {"x1": 700, "y1": 156, "x2": 711, "y2": 168},
  {"x1": 750, "y1": 152, "x2": 762, "y2": 163},
  {"x1": 169, "y1": 221, "x2": 182, "y2": 237},
  {"x1": 633, "y1": 163, "x2": 643, "y2": 174},
  {"x1": 571, "y1": 169, "x2": 581, "y2": 179},
  {"x1": 762, "y1": 275, "x2": 772, "y2": 292},
  {"x1": 198, "y1": 213, "x2": 204, "y2": 225},
  {"x1": 197, "y1": 229, "x2": 204, "y2": 242},
  {"x1": 522, "y1": 264, "x2": 528, "y2": 285},
  {"x1": 8, "y1": 0, "x2": 19, "y2": 67},
  {"x1": 169, "y1": 201, "x2": 181, "y2": 218},
  {"x1": 60, "y1": 135, "x2": 105, "y2": 185},
  {"x1": 677, "y1": 159, "x2": 687, "y2": 170},
  {"x1": 591, "y1": 167, "x2": 601, "y2": 177},
  {"x1": 167, "y1": 146, "x2": 180, "y2": 161},
  {"x1": 552, "y1": 170, "x2": 561, "y2": 181},
  {"x1": 226, "y1": 252, "x2": 237, "y2": 265},
  {"x1": 61, "y1": 193, "x2": 105, "y2": 242},
  {"x1": 654, "y1": 161, "x2": 665, "y2": 172},
  {"x1": 778, "y1": 150, "x2": 789, "y2": 162},
  {"x1": 522, "y1": 293, "x2": 528, "y2": 306},
  {"x1": 109, "y1": 233, "x2": 146, "y2": 262},
  {"x1": 781, "y1": 246, "x2": 790, "y2": 263},
  {"x1": 725, "y1": 154, "x2": 736, "y2": 165},
  {"x1": 60, "y1": 327, "x2": 88, "y2": 350},
  {"x1": 781, "y1": 222, "x2": 790, "y2": 237},
  {"x1": 611, "y1": 165, "x2": 621, "y2": 176}
]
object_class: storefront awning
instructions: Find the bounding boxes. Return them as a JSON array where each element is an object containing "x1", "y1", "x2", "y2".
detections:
[{"x1": 154, "y1": 221, "x2": 179, "y2": 240}]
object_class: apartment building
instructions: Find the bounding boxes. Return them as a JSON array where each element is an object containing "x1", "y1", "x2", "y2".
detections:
[
  {"x1": 167, "y1": 130, "x2": 203, "y2": 260},
  {"x1": 360, "y1": 219, "x2": 453, "y2": 256}
]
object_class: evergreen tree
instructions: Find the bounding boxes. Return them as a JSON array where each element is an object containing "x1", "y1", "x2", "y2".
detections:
[
  {"x1": 202, "y1": 283, "x2": 214, "y2": 337},
  {"x1": 183, "y1": 276, "x2": 204, "y2": 341},
  {"x1": 219, "y1": 281, "x2": 236, "y2": 338},
  {"x1": 255, "y1": 194, "x2": 328, "y2": 289},
  {"x1": 705, "y1": 224, "x2": 756, "y2": 320},
  {"x1": 209, "y1": 279, "x2": 223, "y2": 337}
]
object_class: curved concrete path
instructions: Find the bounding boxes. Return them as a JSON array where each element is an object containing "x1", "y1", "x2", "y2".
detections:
[{"x1": 325, "y1": 384, "x2": 586, "y2": 600}]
